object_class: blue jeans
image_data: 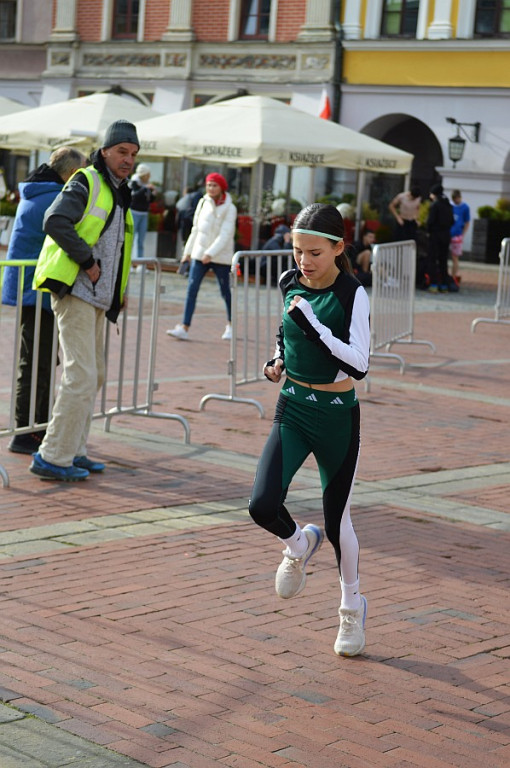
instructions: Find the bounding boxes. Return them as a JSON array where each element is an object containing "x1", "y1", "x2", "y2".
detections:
[
  {"x1": 131, "y1": 210, "x2": 148, "y2": 259},
  {"x1": 183, "y1": 259, "x2": 231, "y2": 327}
]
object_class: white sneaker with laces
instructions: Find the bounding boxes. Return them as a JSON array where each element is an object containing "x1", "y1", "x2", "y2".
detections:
[
  {"x1": 334, "y1": 595, "x2": 367, "y2": 657},
  {"x1": 221, "y1": 324, "x2": 232, "y2": 340},
  {"x1": 167, "y1": 325, "x2": 189, "y2": 340},
  {"x1": 275, "y1": 524, "x2": 324, "y2": 599}
]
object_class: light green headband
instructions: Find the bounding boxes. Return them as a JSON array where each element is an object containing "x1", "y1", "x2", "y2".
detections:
[{"x1": 292, "y1": 228, "x2": 343, "y2": 242}]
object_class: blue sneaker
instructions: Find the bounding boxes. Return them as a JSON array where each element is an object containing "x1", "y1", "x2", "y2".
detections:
[
  {"x1": 275, "y1": 524, "x2": 324, "y2": 598},
  {"x1": 29, "y1": 452, "x2": 89, "y2": 481},
  {"x1": 73, "y1": 456, "x2": 105, "y2": 472}
]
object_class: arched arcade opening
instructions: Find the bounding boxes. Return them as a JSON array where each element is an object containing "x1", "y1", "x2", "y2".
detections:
[{"x1": 362, "y1": 114, "x2": 443, "y2": 229}]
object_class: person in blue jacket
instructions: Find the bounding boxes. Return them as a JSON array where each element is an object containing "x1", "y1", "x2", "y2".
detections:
[{"x1": 1, "y1": 147, "x2": 86, "y2": 454}]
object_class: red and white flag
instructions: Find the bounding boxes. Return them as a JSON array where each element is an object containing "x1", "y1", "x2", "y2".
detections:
[{"x1": 319, "y1": 87, "x2": 332, "y2": 120}]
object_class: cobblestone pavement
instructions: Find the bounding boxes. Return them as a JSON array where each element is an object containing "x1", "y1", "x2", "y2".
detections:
[{"x1": 0, "y1": 263, "x2": 509, "y2": 767}]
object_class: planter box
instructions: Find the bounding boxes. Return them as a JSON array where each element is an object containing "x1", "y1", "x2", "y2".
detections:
[{"x1": 471, "y1": 219, "x2": 510, "y2": 264}]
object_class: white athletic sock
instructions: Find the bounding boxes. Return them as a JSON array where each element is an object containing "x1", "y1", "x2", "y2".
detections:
[
  {"x1": 279, "y1": 524, "x2": 307, "y2": 557},
  {"x1": 340, "y1": 578, "x2": 361, "y2": 611}
]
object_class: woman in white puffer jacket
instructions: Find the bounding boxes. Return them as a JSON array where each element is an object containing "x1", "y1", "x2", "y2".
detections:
[{"x1": 168, "y1": 172, "x2": 237, "y2": 341}]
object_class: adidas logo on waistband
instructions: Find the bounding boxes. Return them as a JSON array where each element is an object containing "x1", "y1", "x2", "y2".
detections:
[
  {"x1": 330, "y1": 396, "x2": 344, "y2": 405},
  {"x1": 286, "y1": 386, "x2": 296, "y2": 395},
  {"x1": 305, "y1": 393, "x2": 318, "y2": 402}
]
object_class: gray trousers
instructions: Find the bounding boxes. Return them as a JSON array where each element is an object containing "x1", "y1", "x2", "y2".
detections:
[{"x1": 40, "y1": 294, "x2": 105, "y2": 467}]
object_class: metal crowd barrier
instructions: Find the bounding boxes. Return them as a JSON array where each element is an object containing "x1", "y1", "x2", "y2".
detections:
[
  {"x1": 199, "y1": 250, "x2": 294, "y2": 417},
  {"x1": 471, "y1": 238, "x2": 510, "y2": 332},
  {"x1": 199, "y1": 243, "x2": 437, "y2": 414},
  {"x1": 0, "y1": 257, "x2": 189, "y2": 488},
  {"x1": 370, "y1": 240, "x2": 435, "y2": 373}
]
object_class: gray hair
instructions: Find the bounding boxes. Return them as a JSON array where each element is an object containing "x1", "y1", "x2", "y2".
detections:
[{"x1": 49, "y1": 147, "x2": 87, "y2": 179}]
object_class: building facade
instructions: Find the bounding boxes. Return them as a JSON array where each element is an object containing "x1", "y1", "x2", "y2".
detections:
[
  {"x1": 0, "y1": 1, "x2": 509, "y2": 250},
  {"x1": 28, "y1": 0, "x2": 338, "y2": 114},
  {"x1": 340, "y1": 0, "x2": 510, "y2": 249}
]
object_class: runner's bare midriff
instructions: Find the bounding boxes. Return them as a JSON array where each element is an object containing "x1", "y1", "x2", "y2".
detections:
[{"x1": 286, "y1": 374, "x2": 354, "y2": 393}]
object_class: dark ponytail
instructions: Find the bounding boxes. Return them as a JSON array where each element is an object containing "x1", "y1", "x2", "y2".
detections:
[{"x1": 293, "y1": 203, "x2": 352, "y2": 274}]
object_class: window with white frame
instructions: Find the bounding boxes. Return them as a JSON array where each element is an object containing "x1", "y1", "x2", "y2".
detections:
[
  {"x1": 380, "y1": 0, "x2": 419, "y2": 37},
  {"x1": 475, "y1": 0, "x2": 510, "y2": 36},
  {"x1": 0, "y1": 0, "x2": 16, "y2": 40},
  {"x1": 112, "y1": 0, "x2": 139, "y2": 39},
  {"x1": 239, "y1": 0, "x2": 271, "y2": 39}
]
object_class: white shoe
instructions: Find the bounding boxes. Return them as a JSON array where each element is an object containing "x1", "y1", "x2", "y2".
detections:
[
  {"x1": 222, "y1": 324, "x2": 232, "y2": 340},
  {"x1": 275, "y1": 524, "x2": 323, "y2": 599},
  {"x1": 334, "y1": 595, "x2": 367, "y2": 657},
  {"x1": 167, "y1": 325, "x2": 189, "y2": 340}
]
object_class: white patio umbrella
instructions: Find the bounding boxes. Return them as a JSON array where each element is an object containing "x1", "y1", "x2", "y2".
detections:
[
  {"x1": 0, "y1": 95, "x2": 28, "y2": 117},
  {"x1": 136, "y1": 95, "x2": 413, "y2": 174},
  {"x1": 136, "y1": 95, "x2": 413, "y2": 245},
  {"x1": 0, "y1": 92, "x2": 162, "y2": 152}
]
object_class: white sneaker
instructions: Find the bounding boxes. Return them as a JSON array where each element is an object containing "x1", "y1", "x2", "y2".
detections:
[
  {"x1": 167, "y1": 325, "x2": 189, "y2": 340},
  {"x1": 334, "y1": 595, "x2": 367, "y2": 657},
  {"x1": 275, "y1": 524, "x2": 323, "y2": 599},
  {"x1": 221, "y1": 324, "x2": 232, "y2": 340}
]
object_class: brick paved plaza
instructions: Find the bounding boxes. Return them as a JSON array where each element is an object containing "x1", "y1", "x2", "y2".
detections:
[{"x1": 0, "y1": 264, "x2": 509, "y2": 767}]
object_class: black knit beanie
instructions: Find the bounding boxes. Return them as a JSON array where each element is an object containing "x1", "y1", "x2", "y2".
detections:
[{"x1": 103, "y1": 119, "x2": 140, "y2": 149}]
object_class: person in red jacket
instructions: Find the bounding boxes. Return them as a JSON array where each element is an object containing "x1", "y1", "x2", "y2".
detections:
[{"x1": 167, "y1": 172, "x2": 237, "y2": 341}]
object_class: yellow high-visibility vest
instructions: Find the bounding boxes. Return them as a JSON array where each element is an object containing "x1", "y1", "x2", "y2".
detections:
[{"x1": 33, "y1": 166, "x2": 133, "y2": 300}]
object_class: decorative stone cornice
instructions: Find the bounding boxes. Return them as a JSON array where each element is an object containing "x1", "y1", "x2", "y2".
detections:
[
  {"x1": 44, "y1": 40, "x2": 335, "y2": 84},
  {"x1": 198, "y1": 53, "x2": 296, "y2": 71}
]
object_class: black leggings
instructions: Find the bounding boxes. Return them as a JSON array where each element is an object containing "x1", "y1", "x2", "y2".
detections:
[
  {"x1": 249, "y1": 380, "x2": 361, "y2": 581},
  {"x1": 16, "y1": 306, "x2": 55, "y2": 427}
]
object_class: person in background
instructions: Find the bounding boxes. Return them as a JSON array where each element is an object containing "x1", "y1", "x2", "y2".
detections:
[
  {"x1": 450, "y1": 189, "x2": 470, "y2": 284},
  {"x1": 249, "y1": 203, "x2": 370, "y2": 658},
  {"x1": 260, "y1": 224, "x2": 292, "y2": 283},
  {"x1": 29, "y1": 119, "x2": 139, "y2": 481},
  {"x1": 129, "y1": 163, "x2": 155, "y2": 261},
  {"x1": 347, "y1": 227, "x2": 375, "y2": 287},
  {"x1": 263, "y1": 223, "x2": 292, "y2": 252},
  {"x1": 426, "y1": 183, "x2": 454, "y2": 293},
  {"x1": 161, "y1": 189, "x2": 178, "y2": 260},
  {"x1": 176, "y1": 183, "x2": 203, "y2": 248},
  {"x1": 167, "y1": 172, "x2": 237, "y2": 341},
  {"x1": 1, "y1": 147, "x2": 87, "y2": 455},
  {"x1": 388, "y1": 186, "x2": 422, "y2": 242}
]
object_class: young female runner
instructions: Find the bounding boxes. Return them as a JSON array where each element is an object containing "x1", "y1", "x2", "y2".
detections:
[{"x1": 248, "y1": 203, "x2": 370, "y2": 656}]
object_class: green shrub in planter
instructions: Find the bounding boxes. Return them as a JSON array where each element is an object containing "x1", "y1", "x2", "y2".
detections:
[
  {"x1": 0, "y1": 199, "x2": 18, "y2": 216},
  {"x1": 477, "y1": 205, "x2": 498, "y2": 219},
  {"x1": 477, "y1": 198, "x2": 510, "y2": 221},
  {"x1": 317, "y1": 194, "x2": 341, "y2": 207},
  {"x1": 148, "y1": 212, "x2": 163, "y2": 231},
  {"x1": 375, "y1": 224, "x2": 393, "y2": 243}
]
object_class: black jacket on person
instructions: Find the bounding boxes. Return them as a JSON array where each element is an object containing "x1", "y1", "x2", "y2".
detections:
[
  {"x1": 129, "y1": 178, "x2": 155, "y2": 212},
  {"x1": 427, "y1": 196, "x2": 454, "y2": 237}
]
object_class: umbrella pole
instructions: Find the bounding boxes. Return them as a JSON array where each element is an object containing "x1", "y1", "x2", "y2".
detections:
[
  {"x1": 249, "y1": 159, "x2": 263, "y2": 250},
  {"x1": 181, "y1": 158, "x2": 188, "y2": 194},
  {"x1": 285, "y1": 165, "x2": 293, "y2": 221},
  {"x1": 307, "y1": 167, "x2": 316, "y2": 204},
  {"x1": 355, "y1": 170, "x2": 366, "y2": 240},
  {"x1": 29, "y1": 150, "x2": 39, "y2": 173}
]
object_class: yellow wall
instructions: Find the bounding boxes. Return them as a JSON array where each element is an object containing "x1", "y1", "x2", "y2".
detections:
[{"x1": 343, "y1": 49, "x2": 510, "y2": 88}]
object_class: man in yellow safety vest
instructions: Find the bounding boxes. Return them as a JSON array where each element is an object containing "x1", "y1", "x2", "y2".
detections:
[{"x1": 30, "y1": 120, "x2": 139, "y2": 481}]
